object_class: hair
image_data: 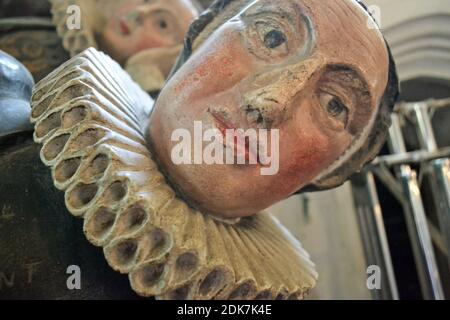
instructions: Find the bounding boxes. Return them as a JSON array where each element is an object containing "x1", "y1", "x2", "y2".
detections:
[{"x1": 167, "y1": 0, "x2": 400, "y2": 193}]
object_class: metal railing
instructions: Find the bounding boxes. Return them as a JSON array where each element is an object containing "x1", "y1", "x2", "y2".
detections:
[{"x1": 352, "y1": 98, "x2": 450, "y2": 300}]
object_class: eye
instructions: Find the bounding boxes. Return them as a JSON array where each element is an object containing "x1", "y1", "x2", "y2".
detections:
[
  {"x1": 247, "y1": 21, "x2": 290, "y2": 60},
  {"x1": 264, "y1": 29, "x2": 286, "y2": 49},
  {"x1": 319, "y1": 92, "x2": 349, "y2": 128},
  {"x1": 158, "y1": 19, "x2": 168, "y2": 30},
  {"x1": 150, "y1": 11, "x2": 174, "y2": 33}
]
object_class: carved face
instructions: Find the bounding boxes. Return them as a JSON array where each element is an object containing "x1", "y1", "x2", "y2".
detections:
[
  {"x1": 148, "y1": 0, "x2": 390, "y2": 218},
  {"x1": 99, "y1": 0, "x2": 199, "y2": 64}
]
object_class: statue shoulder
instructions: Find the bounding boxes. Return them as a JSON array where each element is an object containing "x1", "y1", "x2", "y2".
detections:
[{"x1": 0, "y1": 50, "x2": 34, "y2": 141}]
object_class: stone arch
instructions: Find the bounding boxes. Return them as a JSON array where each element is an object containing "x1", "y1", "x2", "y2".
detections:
[{"x1": 366, "y1": 0, "x2": 450, "y2": 81}]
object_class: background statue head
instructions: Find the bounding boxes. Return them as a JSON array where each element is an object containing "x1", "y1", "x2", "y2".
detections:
[
  {"x1": 51, "y1": 0, "x2": 201, "y2": 91},
  {"x1": 147, "y1": 0, "x2": 399, "y2": 219}
]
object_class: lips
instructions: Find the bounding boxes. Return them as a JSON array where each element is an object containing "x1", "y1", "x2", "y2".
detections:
[
  {"x1": 119, "y1": 19, "x2": 131, "y2": 35},
  {"x1": 208, "y1": 109, "x2": 260, "y2": 165}
]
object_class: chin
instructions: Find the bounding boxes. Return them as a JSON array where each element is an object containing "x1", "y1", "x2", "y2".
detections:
[{"x1": 173, "y1": 168, "x2": 279, "y2": 218}]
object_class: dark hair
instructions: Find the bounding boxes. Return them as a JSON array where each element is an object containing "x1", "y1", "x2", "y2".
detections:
[{"x1": 168, "y1": 0, "x2": 400, "y2": 193}]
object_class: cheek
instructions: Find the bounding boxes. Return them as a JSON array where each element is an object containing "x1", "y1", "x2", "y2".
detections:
[
  {"x1": 101, "y1": 26, "x2": 131, "y2": 59},
  {"x1": 278, "y1": 102, "x2": 352, "y2": 189},
  {"x1": 173, "y1": 28, "x2": 256, "y2": 102}
]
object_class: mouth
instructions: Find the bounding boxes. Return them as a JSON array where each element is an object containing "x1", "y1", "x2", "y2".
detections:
[
  {"x1": 119, "y1": 19, "x2": 131, "y2": 35},
  {"x1": 208, "y1": 109, "x2": 260, "y2": 165}
]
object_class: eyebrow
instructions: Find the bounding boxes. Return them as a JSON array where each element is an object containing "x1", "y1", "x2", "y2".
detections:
[
  {"x1": 242, "y1": 8, "x2": 296, "y2": 22},
  {"x1": 325, "y1": 65, "x2": 370, "y2": 90},
  {"x1": 322, "y1": 65, "x2": 373, "y2": 135},
  {"x1": 241, "y1": 5, "x2": 315, "y2": 58}
]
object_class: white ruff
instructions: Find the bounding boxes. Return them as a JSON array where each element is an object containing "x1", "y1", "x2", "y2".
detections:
[{"x1": 30, "y1": 48, "x2": 317, "y2": 300}]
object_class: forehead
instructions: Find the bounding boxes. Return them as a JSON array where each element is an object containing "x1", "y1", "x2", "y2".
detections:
[{"x1": 239, "y1": 0, "x2": 389, "y2": 104}]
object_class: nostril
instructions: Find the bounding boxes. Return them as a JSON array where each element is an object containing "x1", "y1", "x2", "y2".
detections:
[
  {"x1": 245, "y1": 105, "x2": 270, "y2": 129},
  {"x1": 256, "y1": 114, "x2": 264, "y2": 124},
  {"x1": 245, "y1": 106, "x2": 264, "y2": 125}
]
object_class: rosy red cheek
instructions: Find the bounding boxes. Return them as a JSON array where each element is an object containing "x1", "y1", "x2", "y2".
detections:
[
  {"x1": 286, "y1": 135, "x2": 329, "y2": 177},
  {"x1": 174, "y1": 33, "x2": 254, "y2": 99},
  {"x1": 278, "y1": 111, "x2": 349, "y2": 190},
  {"x1": 284, "y1": 131, "x2": 351, "y2": 189}
]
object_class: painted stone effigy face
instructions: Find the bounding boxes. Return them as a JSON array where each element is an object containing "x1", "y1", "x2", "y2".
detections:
[
  {"x1": 148, "y1": 0, "x2": 391, "y2": 218},
  {"x1": 51, "y1": 0, "x2": 200, "y2": 91}
]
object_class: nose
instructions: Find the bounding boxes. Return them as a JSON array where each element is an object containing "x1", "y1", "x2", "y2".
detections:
[{"x1": 242, "y1": 55, "x2": 325, "y2": 127}]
